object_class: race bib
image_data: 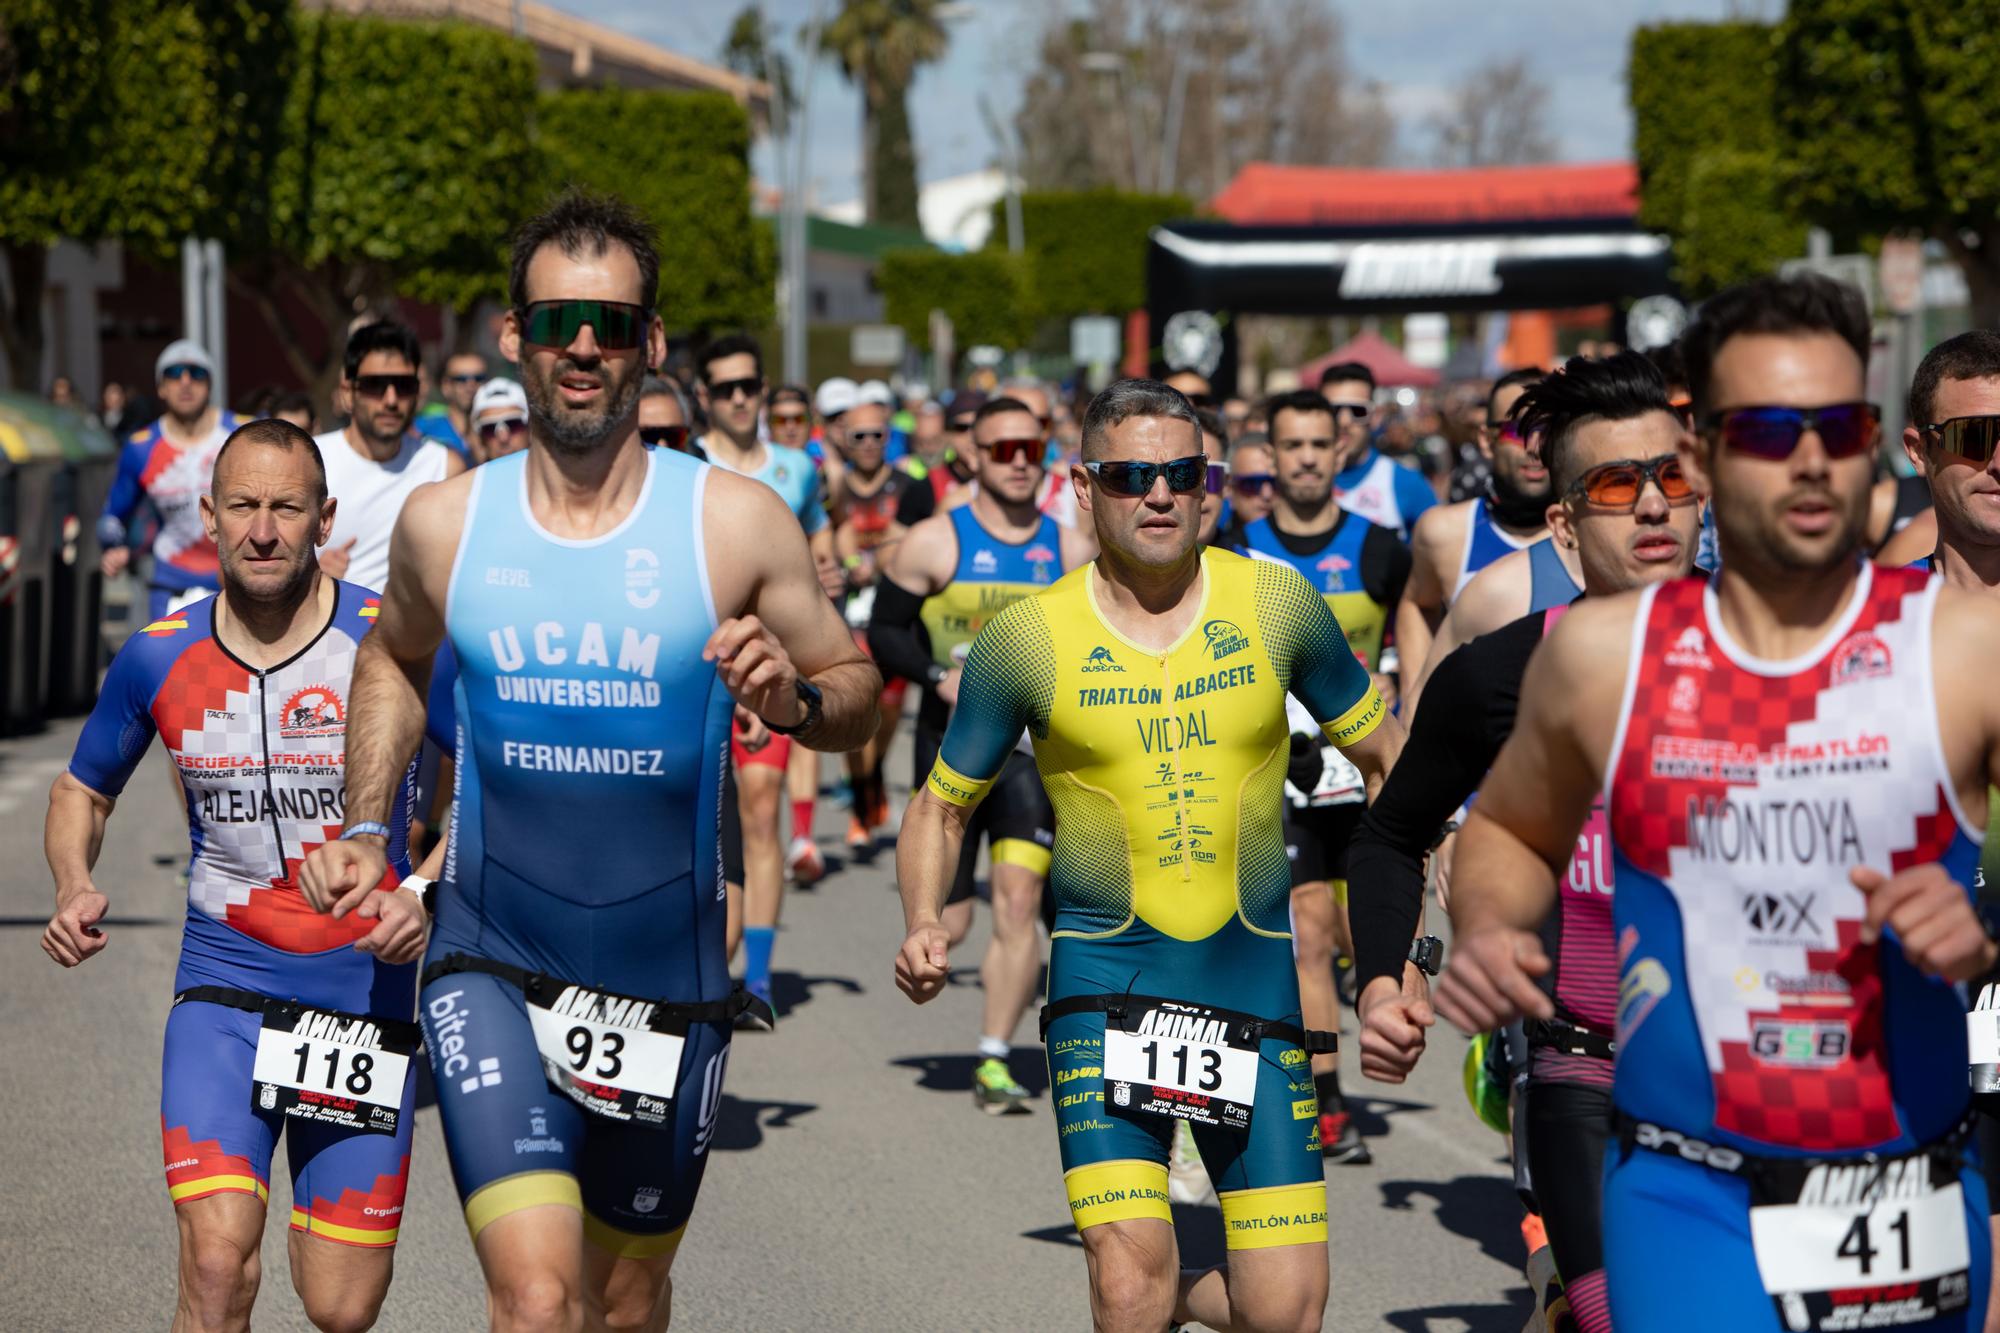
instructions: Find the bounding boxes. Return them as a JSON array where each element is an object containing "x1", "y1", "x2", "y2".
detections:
[
  {"x1": 1969, "y1": 984, "x2": 2000, "y2": 1095},
  {"x1": 1102, "y1": 1001, "x2": 1262, "y2": 1131},
  {"x1": 251, "y1": 1006, "x2": 413, "y2": 1136},
  {"x1": 1290, "y1": 742, "x2": 1365, "y2": 808},
  {"x1": 527, "y1": 983, "x2": 687, "y2": 1126},
  {"x1": 1749, "y1": 1147, "x2": 1971, "y2": 1330}
]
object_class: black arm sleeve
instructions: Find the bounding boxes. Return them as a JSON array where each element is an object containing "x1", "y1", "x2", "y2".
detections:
[
  {"x1": 896, "y1": 480, "x2": 937, "y2": 528},
  {"x1": 867, "y1": 577, "x2": 938, "y2": 689},
  {"x1": 1347, "y1": 613, "x2": 1540, "y2": 996},
  {"x1": 1361, "y1": 522, "x2": 1414, "y2": 619}
]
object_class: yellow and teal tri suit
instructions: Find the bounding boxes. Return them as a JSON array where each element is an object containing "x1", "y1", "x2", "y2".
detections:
[{"x1": 925, "y1": 547, "x2": 1386, "y2": 1250}]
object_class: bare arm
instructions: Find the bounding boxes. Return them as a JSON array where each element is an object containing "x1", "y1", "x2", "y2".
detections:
[
  {"x1": 1338, "y1": 708, "x2": 1406, "y2": 806},
  {"x1": 1396, "y1": 508, "x2": 1454, "y2": 705},
  {"x1": 1404, "y1": 548, "x2": 1529, "y2": 721},
  {"x1": 42, "y1": 773, "x2": 117, "y2": 966},
  {"x1": 893, "y1": 787, "x2": 977, "y2": 1002}
]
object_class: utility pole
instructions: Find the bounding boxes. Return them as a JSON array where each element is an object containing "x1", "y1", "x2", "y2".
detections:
[
  {"x1": 783, "y1": 0, "x2": 827, "y2": 388},
  {"x1": 978, "y1": 95, "x2": 1022, "y2": 256}
]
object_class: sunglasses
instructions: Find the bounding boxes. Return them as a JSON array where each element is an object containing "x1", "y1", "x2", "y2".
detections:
[
  {"x1": 518, "y1": 299, "x2": 650, "y2": 350},
  {"x1": 161, "y1": 364, "x2": 211, "y2": 383},
  {"x1": 1231, "y1": 472, "x2": 1276, "y2": 497},
  {"x1": 1565, "y1": 454, "x2": 1697, "y2": 511},
  {"x1": 847, "y1": 429, "x2": 887, "y2": 444},
  {"x1": 979, "y1": 437, "x2": 1042, "y2": 466},
  {"x1": 1490, "y1": 419, "x2": 1525, "y2": 444},
  {"x1": 946, "y1": 417, "x2": 975, "y2": 433},
  {"x1": 1085, "y1": 455, "x2": 1207, "y2": 497},
  {"x1": 476, "y1": 415, "x2": 527, "y2": 441},
  {"x1": 707, "y1": 376, "x2": 764, "y2": 402},
  {"x1": 354, "y1": 374, "x2": 419, "y2": 399},
  {"x1": 447, "y1": 372, "x2": 489, "y2": 385},
  {"x1": 1184, "y1": 393, "x2": 1214, "y2": 409},
  {"x1": 640, "y1": 425, "x2": 691, "y2": 449},
  {"x1": 1704, "y1": 403, "x2": 1879, "y2": 461},
  {"x1": 768, "y1": 411, "x2": 809, "y2": 430},
  {"x1": 1922, "y1": 415, "x2": 2000, "y2": 464},
  {"x1": 1205, "y1": 463, "x2": 1228, "y2": 496},
  {"x1": 1325, "y1": 402, "x2": 1370, "y2": 422}
]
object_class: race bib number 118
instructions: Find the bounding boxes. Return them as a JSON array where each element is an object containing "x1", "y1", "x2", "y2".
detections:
[{"x1": 251, "y1": 1007, "x2": 412, "y2": 1136}]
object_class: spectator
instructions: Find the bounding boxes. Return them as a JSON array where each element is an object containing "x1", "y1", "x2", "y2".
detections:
[
  {"x1": 270, "y1": 392, "x2": 316, "y2": 434},
  {"x1": 767, "y1": 384, "x2": 813, "y2": 451},
  {"x1": 96, "y1": 380, "x2": 127, "y2": 433},
  {"x1": 636, "y1": 374, "x2": 695, "y2": 458},
  {"x1": 48, "y1": 375, "x2": 77, "y2": 408},
  {"x1": 421, "y1": 350, "x2": 488, "y2": 458},
  {"x1": 311, "y1": 320, "x2": 464, "y2": 590}
]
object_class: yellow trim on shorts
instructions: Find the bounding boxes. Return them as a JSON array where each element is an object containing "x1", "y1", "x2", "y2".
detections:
[
  {"x1": 169, "y1": 1174, "x2": 268, "y2": 1205},
  {"x1": 1321, "y1": 685, "x2": 1386, "y2": 748},
  {"x1": 290, "y1": 1207, "x2": 399, "y2": 1247},
  {"x1": 926, "y1": 755, "x2": 996, "y2": 807},
  {"x1": 1329, "y1": 877, "x2": 1347, "y2": 908},
  {"x1": 463, "y1": 1170, "x2": 581, "y2": 1240},
  {"x1": 1218, "y1": 1180, "x2": 1328, "y2": 1251},
  {"x1": 1064, "y1": 1158, "x2": 1172, "y2": 1232},
  {"x1": 583, "y1": 1212, "x2": 687, "y2": 1260},
  {"x1": 991, "y1": 836, "x2": 1052, "y2": 877}
]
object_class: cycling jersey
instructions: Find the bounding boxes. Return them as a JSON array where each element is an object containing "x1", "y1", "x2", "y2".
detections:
[
  {"x1": 66, "y1": 583, "x2": 419, "y2": 1245},
  {"x1": 917, "y1": 505, "x2": 1064, "y2": 734},
  {"x1": 1605, "y1": 565, "x2": 1988, "y2": 1331},
  {"x1": 421, "y1": 447, "x2": 735, "y2": 1259},
  {"x1": 1334, "y1": 447, "x2": 1437, "y2": 539},
  {"x1": 1452, "y1": 498, "x2": 1542, "y2": 599},
  {"x1": 927, "y1": 548, "x2": 1384, "y2": 1250},
  {"x1": 705, "y1": 439, "x2": 827, "y2": 535},
  {"x1": 97, "y1": 412, "x2": 243, "y2": 612}
]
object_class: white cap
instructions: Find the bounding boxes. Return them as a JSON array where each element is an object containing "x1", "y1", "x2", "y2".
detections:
[
  {"x1": 856, "y1": 379, "x2": 896, "y2": 408},
  {"x1": 155, "y1": 338, "x2": 214, "y2": 381},
  {"x1": 815, "y1": 377, "x2": 858, "y2": 418},
  {"x1": 473, "y1": 376, "x2": 529, "y2": 418}
]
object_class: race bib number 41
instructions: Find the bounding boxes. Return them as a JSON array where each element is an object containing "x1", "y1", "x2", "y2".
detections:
[
  {"x1": 251, "y1": 1007, "x2": 413, "y2": 1136},
  {"x1": 1749, "y1": 1151, "x2": 1971, "y2": 1331},
  {"x1": 527, "y1": 984, "x2": 687, "y2": 1126},
  {"x1": 1102, "y1": 1002, "x2": 1261, "y2": 1131}
]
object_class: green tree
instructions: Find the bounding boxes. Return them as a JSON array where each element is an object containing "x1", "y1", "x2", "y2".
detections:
[
  {"x1": 1001, "y1": 190, "x2": 1194, "y2": 325},
  {"x1": 0, "y1": 0, "x2": 290, "y2": 388},
  {"x1": 537, "y1": 88, "x2": 773, "y2": 336},
  {"x1": 721, "y1": 5, "x2": 795, "y2": 128},
  {"x1": 878, "y1": 249, "x2": 1032, "y2": 366},
  {"x1": 821, "y1": 0, "x2": 949, "y2": 229},
  {"x1": 226, "y1": 10, "x2": 536, "y2": 397},
  {"x1": 1628, "y1": 20, "x2": 1804, "y2": 298},
  {"x1": 1776, "y1": 0, "x2": 2000, "y2": 325}
]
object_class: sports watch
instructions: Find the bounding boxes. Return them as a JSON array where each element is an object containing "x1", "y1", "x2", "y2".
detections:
[
  {"x1": 766, "y1": 676, "x2": 823, "y2": 736},
  {"x1": 1407, "y1": 935, "x2": 1445, "y2": 976}
]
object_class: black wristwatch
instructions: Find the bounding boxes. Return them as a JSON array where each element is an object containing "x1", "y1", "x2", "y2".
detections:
[
  {"x1": 1408, "y1": 935, "x2": 1444, "y2": 976},
  {"x1": 924, "y1": 663, "x2": 949, "y2": 689},
  {"x1": 766, "y1": 676, "x2": 823, "y2": 736}
]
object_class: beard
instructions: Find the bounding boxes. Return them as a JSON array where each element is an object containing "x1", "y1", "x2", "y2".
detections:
[{"x1": 522, "y1": 355, "x2": 644, "y2": 456}]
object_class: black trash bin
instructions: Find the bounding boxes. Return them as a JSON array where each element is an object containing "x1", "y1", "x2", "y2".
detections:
[
  {"x1": 0, "y1": 448, "x2": 58, "y2": 737},
  {"x1": 45, "y1": 415, "x2": 118, "y2": 716}
]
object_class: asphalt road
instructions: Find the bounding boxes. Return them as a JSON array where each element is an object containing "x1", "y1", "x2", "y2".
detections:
[{"x1": 1, "y1": 712, "x2": 1534, "y2": 1331}]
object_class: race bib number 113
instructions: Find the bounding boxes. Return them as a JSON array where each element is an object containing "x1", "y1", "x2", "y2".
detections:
[{"x1": 1102, "y1": 1002, "x2": 1261, "y2": 1131}]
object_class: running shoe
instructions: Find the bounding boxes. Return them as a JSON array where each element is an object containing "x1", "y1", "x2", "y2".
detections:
[
  {"x1": 786, "y1": 836, "x2": 825, "y2": 885},
  {"x1": 1167, "y1": 1120, "x2": 1215, "y2": 1205},
  {"x1": 971, "y1": 1057, "x2": 1031, "y2": 1115},
  {"x1": 1320, "y1": 1109, "x2": 1371, "y2": 1164},
  {"x1": 845, "y1": 814, "x2": 871, "y2": 850}
]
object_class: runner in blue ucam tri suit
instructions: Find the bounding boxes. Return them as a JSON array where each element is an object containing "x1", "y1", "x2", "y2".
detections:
[{"x1": 300, "y1": 192, "x2": 881, "y2": 1331}]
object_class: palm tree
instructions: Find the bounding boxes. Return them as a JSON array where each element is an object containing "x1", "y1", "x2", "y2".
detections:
[{"x1": 821, "y1": 0, "x2": 949, "y2": 230}]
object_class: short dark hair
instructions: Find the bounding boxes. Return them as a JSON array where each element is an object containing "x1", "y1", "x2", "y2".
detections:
[
  {"x1": 1513, "y1": 351, "x2": 1674, "y2": 490},
  {"x1": 343, "y1": 321, "x2": 421, "y2": 382},
  {"x1": 1317, "y1": 361, "x2": 1375, "y2": 393},
  {"x1": 696, "y1": 332, "x2": 762, "y2": 384},
  {"x1": 1679, "y1": 273, "x2": 1870, "y2": 416},
  {"x1": 1193, "y1": 406, "x2": 1228, "y2": 447},
  {"x1": 972, "y1": 395, "x2": 1035, "y2": 432},
  {"x1": 769, "y1": 384, "x2": 811, "y2": 413},
  {"x1": 1079, "y1": 379, "x2": 1201, "y2": 461},
  {"x1": 270, "y1": 391, "x2": 315, "y2": 422},
  {"x1": 1263, "y1": 389, "x2": 1336, "y2": 437},
  {"x1": 1908, "y1": 330, "x2": 2000, "y2": 429},
  {"x1": 1642, "y1": 341, "x2": 1688, "y2": 397},
  {"x1": 1488, "y1": 367, "x2": 1545, "y2": 420},
  {"x1": 213, "y1": 418, "x2": 328, "y2": 504},
  {"x1": 508, "y1": 188, "x2": 660, "y2": 312}
]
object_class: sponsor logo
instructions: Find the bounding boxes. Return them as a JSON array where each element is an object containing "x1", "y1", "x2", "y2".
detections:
[
  {"x1": 1293, "y1": 1099, "x2": 1316, "y2": 1120},
  {"x1": 1664, "y1": 626, "x2": 1712, "y2": 670},
  {"x1": 1828, "y1": 629, "x2": 1893, "y2": 687},
  {"x1": 204, "y1": 708, "x2": 237, "y2": 722},
  {"x1": 1202, "y1": 619, "x2": 1251, "y2": 661},
  {"x1": 692, "y1": 1048, "x2": 730, "y2": 1157},
  {"x1": 1618, "y1": 955, "x2": 1671, "y2": 1037},
  {"x1": 624, "y1": 548, "x2": 660, "y2": 609},
  {"x1": 259, "y1": 1084, "x2": 278, "y2": 1110},
  {"x1": 1666, "y1": 673, "x2": 1700, "y2": 720},
  {"x1": 359, "y1": 598, "x2": 380, "y2": 620},
  {"x1": 1025, "y1": 544, "x2": 1056, "y2": 564},
  {"x1": 279, "y1": 685, "x2": 345, "y2": 738},
  {"x1": 633, "y1": 1186, "x2": 662, "y2": 1215},
  {"x1": 488, "y1": 622, "x2": 662, "y2": 679},
  {"x1": 1740, "y1": 890, "x2": 1823, "y2": 937},
  {"x1": 1749, "y1": 1019, "x2": 1850, "y2": 1068},
  {"x1": 1632, "y1": 1121, "x2": 1744, "y2": 1172},
  {"x1": 1136, "y1": 1006, "x2": 1228, "y2": 1046},
  {"x1": 1081, "y1": 645, "x2": 1125, "y2": 673},
  {"x1": 971, "y1": 548, "x2": 999, "y2": 575},
  {"x1": 485, "y1": 566, "x2": 532, "y2": 588},
  {"x1": 425, "y1": 989, "x2": 497, "y2": 1090},
  {"x1": 1112, "y1": 1081, "x2": 1132, "y2": 1107}
]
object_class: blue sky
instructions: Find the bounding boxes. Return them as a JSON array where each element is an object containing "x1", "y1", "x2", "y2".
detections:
[{"x1": 552, "y1": 0, "x2": 1775, "y2": 207}]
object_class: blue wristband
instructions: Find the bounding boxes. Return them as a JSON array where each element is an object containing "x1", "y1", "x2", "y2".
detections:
[{"x1": 341, "y1": 822, "x2": 392, "y2": 841}]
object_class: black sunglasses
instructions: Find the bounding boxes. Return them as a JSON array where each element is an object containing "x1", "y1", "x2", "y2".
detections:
[
  {"x1": 707, "y1": 376, "x2": 764, "y2": 402},
  {"x1": 1325, "y1": 402, "x2": 1369, "y2": 422},
  {"x1": 161, "y1": 363, "x2": 211, "y2": 383},
  {"x1": 518, "y1": 299, "x2": 650, "y2": 350},
  {"x1": 846, "y1": 429, "x2": 888, "y2": 444},
  {"x1": 1084, "y1": 455, "x2": 1207, "y2": 497},
  {"x1": 640, "y1": 425, "x2": 691, "y2": 449},
  {"x1": 1703, "y1": 403, "x2": 1879, "y2": 461},
  {"x1": 447, "y1": 372, "x2": 489, "y2": 385},
  {"x1": 354, "y1": 374, "x2": 419, "y2": 399},
  {"x1": 1922, "y1": 415, "x2": 2000, "y2": 464}
]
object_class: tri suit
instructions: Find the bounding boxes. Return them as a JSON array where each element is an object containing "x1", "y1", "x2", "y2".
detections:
[
  {"x1": 68, "y1": 585, "x2": 420, "y2": 1247},
  {"x1": 98, "y1": 412, "x2": 243, "y2": 620},
  {"x1": 926, "y1": 548, "x2": 1387, "y2": 1249},
  {"x1": 418, "y1": 448, "x2": 741, "y2": 1260}
]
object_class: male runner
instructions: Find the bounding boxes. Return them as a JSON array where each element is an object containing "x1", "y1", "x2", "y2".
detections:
[
  {"x1": 1349, "y1": 352, "x2": 1701, "y2": 1333},
  {"x1": 1194, "y1": 407, "x2": 1230, "y2": 547},
  {"x1": 99, "y1": 339, "x2": 243, "y2": 619},
  {"x1": 1236, "y1": 388, "x2": 1410, "y2": 1164},
  {"x1": 1220, "y1": 434, "x2": 1276, "y2": 548},
  {"x1": 694, "y1": 332, "x2": 841, "y2": 1004},
  {"x1": 895, "y1": 379, "x2": 1406, "y2": 1332},
  {"x1": 870, "y1": 396, "x2": 1092, "y2": 1114},
  {"x1": 896, "y1": 391, "x2": 983, "y2": 528},
  {"x1": 1396, "y1": 367, "x2": 1549, "y2": 697},
  {"x1": 45, "y1": 419, "x2": 427, "y2": 1333},
  {"x1": 1321, "y1": 362, "x2": 1436, "y2": 540},
  {"x1": 300, "y1": 192, "x2": 879, "y2": 1333},
  {"x1": 1437, "y1": 274, "x2": 2000, "y2": 1331}
]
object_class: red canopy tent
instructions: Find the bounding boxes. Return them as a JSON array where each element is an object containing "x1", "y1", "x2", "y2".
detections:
[{"x1": 1299, "y1": 329, "x2": 1439, "y2": 389}]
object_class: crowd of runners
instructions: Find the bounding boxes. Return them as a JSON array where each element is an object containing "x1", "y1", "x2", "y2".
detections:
[{"x1": 34, "y1": 185, "x2": 2000, "y2": 1333}]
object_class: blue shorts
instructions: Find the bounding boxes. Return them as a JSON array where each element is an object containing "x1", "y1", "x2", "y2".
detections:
[
  {"x1": 418, "y1": 968, "x2": 733, "y2": 1259},
  {"x1": 1046, "y1": 924, "x2": 1327, "y2": 1251},
  {"x1": 1605, "y1": 1142, "x2": 1992, "y2": 1331},
  {"x1": 161, "y1": 1000, "x2": 416, "y2": 1247}
]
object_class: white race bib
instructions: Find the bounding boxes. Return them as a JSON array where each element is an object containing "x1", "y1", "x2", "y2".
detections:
[
  {"x1": 527, "y1": 984, "x2": 687, "y2": 1126},
  {"x1": 251, "y1": 1007, "x2": 411, "y2": 1136},
  {"x1": 1968, "y1": 984, "x2": 2000, "y2": 1094},
  {"x1": 1102, "y1": 1003, "x2": 1261, "y2": 1131}
]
